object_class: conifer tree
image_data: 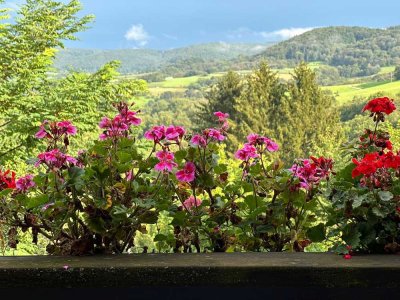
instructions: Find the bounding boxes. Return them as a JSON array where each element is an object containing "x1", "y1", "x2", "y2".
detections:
[
  {"x1": 279, "y1": 62, "x2": 342, "y2": 163},
  {"x1": 235, "y1": 61, "x2": 286, "y2": 144},
  {"x1": 195, "y1": 71, "x2": 244, "y2": 151}
]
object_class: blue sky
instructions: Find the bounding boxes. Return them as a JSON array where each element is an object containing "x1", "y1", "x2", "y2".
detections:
[{"x1": 4, "y1": 0, "x2": 400, "y2": 49}]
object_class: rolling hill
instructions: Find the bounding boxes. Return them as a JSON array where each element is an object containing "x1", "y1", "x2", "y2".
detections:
[
  {"x1": 54, "y1": 42, "x2": 273, "y2": 75},
  {"x1": 256, "y1": 26, "x2": 400, "y2": 77}
]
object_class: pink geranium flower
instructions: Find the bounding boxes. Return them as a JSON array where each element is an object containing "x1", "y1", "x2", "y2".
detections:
[
  {"x1": 165, "y1": 125, "x2": 186, "y2": 141},
  {"x1": 121, "y1": 110, "x2": 141, "y2": 126},
  {"x1": 98, "y1": 106, "x2": 141, "y2": 140},
  {"x1": 191, "y1": 134, "x2": 207, "y2": 147},
  {"x1": 246, "y1": 133, "x2": 279, "y2": 152},
  {"x1": 35, "y1": 120, "x2": 77, "y2": 139},
  {"x1": 57, "y1": 121, "x2": 77, "y2": 136},
  {"x1": 36, "y1": 149, "x2": 78, "y2": 169},
  {"x1": 144, "y1": 125, "x2": 166, "y2": 142},
  {"x1": 99, "y1": 117, "x2": 111, "y2": 129},
  {"x1": 182, "y1": 196, "x2": 202, "y2": 210},
  {"x1": 264, "y1": 138, "x2": 279, "y2": 152},
  {"x1": 246, "y1": 133, "x2": 260, "y2": 144},
  {"x1": 16, "y1": 174, "x2": 35, "y2": 192},
  {"x1": 154, "y1": 151, "x2": 177, "y2": 172},
  {"x1": 35, "y1": 125, "x2": 48, "y2": 139},
  {"x1": 235, "y1": 143, "x2": 259, "y2": 161},
  {"x1": 289, "y1": 157, "x2": 333, "y2": 191},
  {"x1": 214, "y1": 111, "x2": 229, "y2": 122},
  {"x1": 207, "y1": 128, "x2": 225, "y2": 141},
  {"x1": 176, "y1": 162, "x2": 196, "y2": 182}
]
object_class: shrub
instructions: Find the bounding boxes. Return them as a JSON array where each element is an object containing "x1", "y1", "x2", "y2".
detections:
[{"x1": 0, "y1": 97, "x2": 399, "y2": 255}]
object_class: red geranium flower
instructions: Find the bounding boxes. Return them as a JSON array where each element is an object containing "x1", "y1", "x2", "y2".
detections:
[
  {"x1": 362, "y1": 97, "x2": 396, "y2": 115},
  {"x1": 351, "y1": 152, "x2": 383, "y2": 178},
  {"x1": 0, "y1": 169, "x2": 16, "y2": 190}
]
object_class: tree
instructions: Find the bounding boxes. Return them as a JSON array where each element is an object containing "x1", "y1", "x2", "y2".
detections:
[
  {"x1": 0, "y1": 1, "x2": 147, "y2": 163},
  {"x1": 394, "y1": 66, "x2": 400, "y2": 80},
  {"x1": 195, "y1": 71, "x2": 244, "y2": 150},
  {"x1": 279, "y1": 62, "x2": 343, "y2": 163},
  {"x1": 0, "y1": 0, "x2": 92, "y2": 159},
  {"x1": 235, "y1": 62, "x2": 286, "y2": 144}
]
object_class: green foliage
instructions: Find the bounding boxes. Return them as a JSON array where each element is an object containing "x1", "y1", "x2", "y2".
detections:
[
  {"x1": 143, "y1": 97, "x2": 204, "y2": 132},
  {"x1": 199, "y1": 62, "x2": 343, "y2": 163},
  {"x1": 54, "y1": 43, "x2": 270, "y2": 76},
  {"x1": 195, "y1": 71, "x2": 244, "y2": 151},
  {"x1": 279, "y1": 62, "x2": 343, "y2": 163},
  {"x1": 329, "y1": 105, "x2": 400, "y2": 254},
  {"x1": 0, "y1": 1, "x2": 147, "y2": 164},
  {"x1": 235, "y1": 62, "x2": 286, "y2": 146},
  {"x1": 257, "y1": 26, "x2": 400, "y2": 77}
]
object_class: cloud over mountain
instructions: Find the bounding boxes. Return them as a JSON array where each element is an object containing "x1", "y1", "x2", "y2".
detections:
[{"x1": 125, "y1": 24, "x2": 150, "y2": 46}]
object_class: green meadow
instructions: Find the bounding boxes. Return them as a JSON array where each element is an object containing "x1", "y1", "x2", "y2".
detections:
[
  {"x1": 145, "y1": 63, "x2": 400, "y2": 105},
  {"x1": 322, "y1": 80, "x2": 400, "y2": 104}
]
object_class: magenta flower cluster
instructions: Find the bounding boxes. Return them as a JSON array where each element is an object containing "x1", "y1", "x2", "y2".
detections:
[
  {"x1": 144, "y1": 125, "x2": 185, "y2": 143},
  {"x1": 99, "y1": 106, "x2": 141, "y2": 140},
  {"x1": 15, "y1": 174, "x2": 35, "y2": 192},
  {"x1": 35, "y1": 120, "x2": 77, "y2": 139},
  {"x1": 289, "y1": 157, "x2": 333, "y2": 190},
  {"x1": 235, "y1": 133, "x2": 279, "y2": 161},
  {"x1": 182, "y1": 195, "x2": 202, "y2": 210},
  {"x1": 190, "y1": 112, "x2": 228, "y2": 148},
  {"x1": 176, "y1": 162, "x2": 196, "y2": 182},
  {"x1": 35, "y1": 149, "x2": 77, "y2": 169},
  {"x1": 155, "y1": 151, "x2": 177, "y2": 172}
]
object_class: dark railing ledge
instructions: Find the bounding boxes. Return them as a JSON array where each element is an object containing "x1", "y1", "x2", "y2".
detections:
[{"x1": 1, "y1": 252, "x2": 400, "y2": 289}]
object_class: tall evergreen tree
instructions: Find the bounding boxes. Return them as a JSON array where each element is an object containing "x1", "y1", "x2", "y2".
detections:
[
  {"x1": 195, "y1": 71, "x2": 243, "y2": 150},
  {"x1": 235, "y1": 61, "x2": 286, "y2": 144},
  {"x1": 279, "y1": 62, "x2": 342, "y2": 163}
]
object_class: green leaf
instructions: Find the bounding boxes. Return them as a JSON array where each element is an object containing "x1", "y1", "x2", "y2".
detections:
[
  {"x1": 377, "y1": 191, "x2": 393, "y2": 202},
  {"x1": 118, "y1": 137, "x2": 135, "y2": 149},
  {"x1": 352, "y1": 196, "x2": 364, "y2": 208},
  {"x1": 255, "y1": 224, "x2": 274, "y2": 234},
  {"x1": 0, "y1": 188, "x2": 13, "y2": 197},
  {"x1": 307, "y1": 223, "x2": 326, "y2": 242},
  {"x1": 138, "y1": 211, "x2": 158, "y2": 224},
  {"x1": 342, "y1": 225, "x2": 361, "y2": 248},
  {"x1": 170, "y1": 211, "x2": 186, "y2": 226},
  {"x1": 372, "y1": 206, "x2": 386, "y2": 218},
  {"x1": 214, "y1": 164, "x2": 227, "y2": 175},
  {"x1": 197, "y1": 173, "x2": 214, "y2": 188},
  {"x1": 244, "y1": 195, "x2": 261, "y2": 211},
  {"x1": 67, "y1": 166, "x2": 85, "y2": 191},
  {"x1": 336, "y1": 163, "x2": 355, "y2": 182},
  {"x1": 174, "y1": 150, "x2": 187, "y2": 162},
  {"x1": 116, "y1": 151, "x2": 132, "y2": 163},
  {"x1": 154, "y1": 234, "x2": 168, "y2": 242},
  {"x1": 249, "y1": 164, "x2": 262, "y2": 176},
  {"x1": 26, "y1": 194, "x2": 49, "y2": 209}
]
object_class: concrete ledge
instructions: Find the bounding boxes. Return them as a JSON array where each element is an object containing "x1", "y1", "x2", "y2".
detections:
[{"x1": 0, "y1": 253, "x2": 399, "y2": 289}]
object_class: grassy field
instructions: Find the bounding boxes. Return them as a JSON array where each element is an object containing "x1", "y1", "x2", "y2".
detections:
[
  {"x1": 378, "y1": 66, "x2": 396, "y2": 75},
  {"x1": 143, "y1": 64, "x2": 400, "y2": 104},
  {"x1": 322, "y1": 80, "x2": 400, "y2": 104}
]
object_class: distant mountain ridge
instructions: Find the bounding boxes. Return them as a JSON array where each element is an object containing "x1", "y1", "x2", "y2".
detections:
[
  {"x1": 54, "y1": 42, "x2": 274, "y2": 75},
  {"x1": 255, "y1": 26, "x2": 400, "y2": 77},
  {"x1": 54, "y1": 26, "x2": 400, "y2": 78}
]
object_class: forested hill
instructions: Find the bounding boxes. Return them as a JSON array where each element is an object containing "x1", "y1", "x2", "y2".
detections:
[
  {"x1": 54, "y1": 42, "x2": 272, "y2": 76},
  {"x1": 255, "y1": 26, "x2": 400, "y2": 77}
]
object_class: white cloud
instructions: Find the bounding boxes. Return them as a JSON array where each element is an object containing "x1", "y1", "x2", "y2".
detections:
[
  {"x1": 124, "y1": 24, "x2": 150, "y2": 46},
  {"x1": 261, "y1": 27, "x2": 315, "y2": 40},
  {"x1": 227, "y1": 27, "x2": 315, "y2": 41}
]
